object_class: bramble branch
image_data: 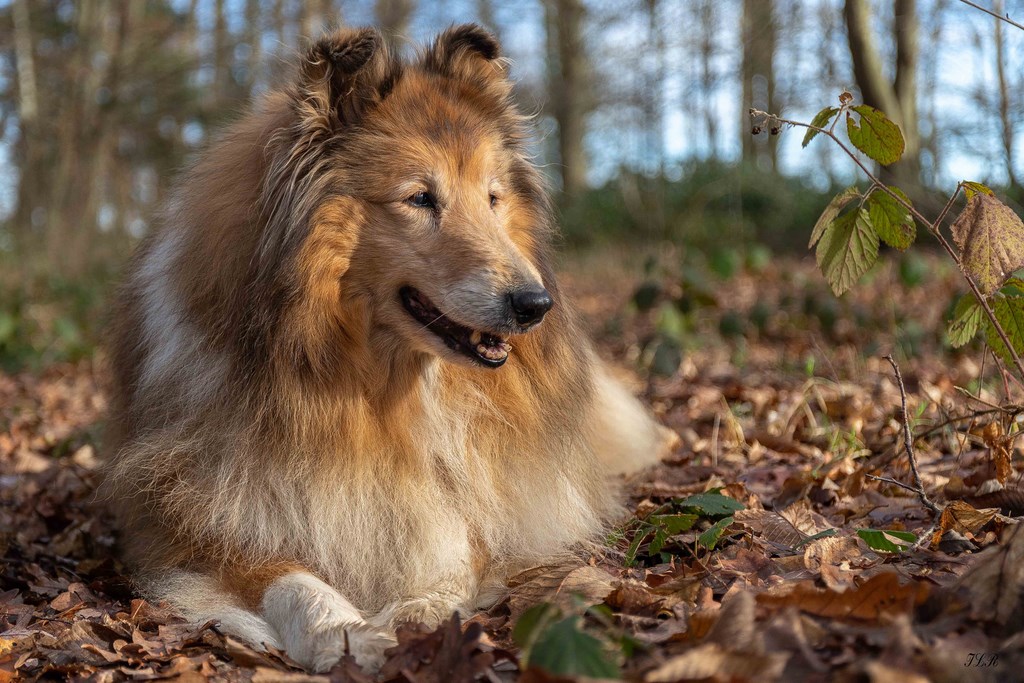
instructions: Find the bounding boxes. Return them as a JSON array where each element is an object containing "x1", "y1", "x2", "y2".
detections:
[{"x1": 753, "y1": 109, "x2": 1024, "y2": 382}]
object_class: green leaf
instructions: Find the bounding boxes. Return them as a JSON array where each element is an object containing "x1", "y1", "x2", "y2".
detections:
[
  {"x1": 513, "y1": 603, "x2": 561, "y2": 651},
  {"x1": 649, "y1": 337, "x2": 682, "y2": 378},
  {"x1": 857, "y1": 528, "x2": 916, "y2": 553},
  {"x1": 986, "y1": 296, "x2": 1024, "y2": 367},
  {"x1": 802, "y1": 106, "x2": 839, "y2": 147},
  {"x1": 675, "y1": 492, "x2": 744, "y2": 516},
  {"x1": 952, "y1": 193, "x2": 1024, "y2": 296},
  {"x1": 809, "y1": 186, "x2": 861, "y2": 249},
  {"x1": 624, "y1": 527, "x2": 651, "y2": 567},
  {"x1": 1001, "y1": 277, "x2": 1024, "y2": 297},
  {"x1": 815, "y1": 208, "x2": 880, "y2": 296},
  {"x1": 867, "y1": 187, "x2": 916, "y2": 250},
  {"x1": 698, "y1": 516, "x2": 734, "y2": 550},
  {"x1": 963, "y1": 181, "x2": 995, "y2": 200},
  {"x1": 846, "y1": 105, "x2": 905, "y2": 166},
  {"x1": 655, "y1": 301, "x2": 686, "y2": 342},
  {"x1": 648, "y1": 527, "x2": 669, "y2": 555},
  {"x1": 948, "y1": 294, "x2": 984, "y2": 348},
  {"x1": 649, "y1": 513, "x2": 699, "y2": 534},
  {"x1": 528, "y1": 615, "x2": 620, "y2": 679}
]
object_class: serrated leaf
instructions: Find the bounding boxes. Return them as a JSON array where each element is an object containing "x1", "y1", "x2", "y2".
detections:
[
  {"x1": 986, "y1": 296, "x2": 1024, "y2": 367},
  {"x1": 846, "y1": 105, "x2": 905, "y2": 166},
  {"x1": 513, "y1": 602, "x2": 561, "y2": 650},
  {"x1": 815, "y1": 208, "x2": 879, "y2": 296},
  {"x1": 857, "y1": 528, "x2": 916, "y2": 553},
  {"x1": 964, "y1": 181, "x2": 995, "y2": 200},
  {"x1": 809, "y1": 186, "x2": 861, "y2": 248},
  {"x1": 624, "y1": 528, "x2": 650, "y2": 567},
  {"x1": 802, "y1": 106, "x2": 839, "y2": 147},
  {"x1": 649, "y1": 513, "x2": 699, "y2": 534},
  {"x1": 952, "y1": 193, "x2": 1024, "y2": 296},
  {"x1": 698, "y1": 516, "x2": 734, "y2": 550},
  {"x1": 868, "y1": 187, "x2": 916, "y2": 250},
  {"x1": 1001, "y1": 277, "x2": 1024, "y2": 297},
  {"x1": 675, "y1": 492, "x2": 745, "y2": 516},
  {"x1": 528, "y1": 615, "x2": 620, "y2": 679},
  {"x1": 948, "y1": 294, "x2": 983, "y2": 348}
]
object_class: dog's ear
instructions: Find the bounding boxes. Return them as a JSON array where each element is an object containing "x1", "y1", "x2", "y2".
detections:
[
  {"x1": 296, "y1": 27, "x2": 397, "y2": 129},
  {"x1": 422, "y1": 24, "x2": 508, "y2": 86}
]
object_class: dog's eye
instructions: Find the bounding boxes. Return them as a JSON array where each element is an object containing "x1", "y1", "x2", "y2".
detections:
[
  {"x1": 409, "y1": 191, "x2": 436, "y2": 209},
  {"x1": 489, "y1": 193, "x2": 499, "y2": 208}
]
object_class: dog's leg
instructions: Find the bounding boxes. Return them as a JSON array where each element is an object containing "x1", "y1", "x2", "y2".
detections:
[
  {"x1": 147, "y1": 568, "x2": 393, "y2": 673},
  {"x1": 261, "y1": 571, "x2": 395, "y2": 672}
]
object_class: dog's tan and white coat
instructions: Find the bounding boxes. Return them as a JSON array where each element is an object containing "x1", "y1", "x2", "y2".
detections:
[{"x1": 104, "y1": 24, "x2": 669, "y2": 672}]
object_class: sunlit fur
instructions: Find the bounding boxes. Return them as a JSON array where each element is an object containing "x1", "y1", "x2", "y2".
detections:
[{"x1": 103, "y1": 24, "x2": 669, "y2": 671}]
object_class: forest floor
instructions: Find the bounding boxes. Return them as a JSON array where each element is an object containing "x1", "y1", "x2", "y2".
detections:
[{"x1": 2, "y1": 247, "x2": 1023, "y2": 682}]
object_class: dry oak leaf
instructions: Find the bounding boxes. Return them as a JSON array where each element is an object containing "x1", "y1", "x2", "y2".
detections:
[
  {"x1": 734, "y1": 508, "x2": 809, "y2": 550},
  {"x1": 929, "y1": 500, "x2": 998, "y2": 548},
  {"x1": 951, "y1": 193, "x2": 1024, "y2": 296},
  {"x1": 802, "y1": 535, "x2": 866, "y2": 592},
  {"x1": 506, "y1": 564, "x2": 617, "y2": 620},
  {"x1": 958, "y1": 523, "x2": 1024, "y2": 626},
  {"x1": 643, "y1": 642, "x2": 788, "y2": 683},
  {"x1": 757, "y1": 571, "x2": 927, "y2": 621},
  {"x1": 980, "y1": 421, "x2": 1015, "y2": 484}
]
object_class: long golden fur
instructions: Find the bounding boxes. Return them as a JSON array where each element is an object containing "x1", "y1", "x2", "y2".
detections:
[{"x1": 103, "y1": 24, "x2": 668, "y2": 672}]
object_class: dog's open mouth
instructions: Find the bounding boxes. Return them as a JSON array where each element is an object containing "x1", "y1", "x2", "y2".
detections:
[{"x1": 400, "y1": 287, "x2": 511, "y2": 368}]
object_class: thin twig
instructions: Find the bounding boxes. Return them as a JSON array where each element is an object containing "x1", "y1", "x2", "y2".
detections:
[
  {"x1": 957, "y1": 0, "x2": 1024, "y2": 32},
  {"x1": 884, "y1": 355, "x2": 943, "y2": 515},
  {"x1": 917, "y1": 406, "x2": 1011, "y2": 438},
  {"x1": 866, "y1": 474, "x2": 927, "y2": 496}
]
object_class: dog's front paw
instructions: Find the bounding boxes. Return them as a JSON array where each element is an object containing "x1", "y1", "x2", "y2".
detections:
[
  {"x1": 373, "y1": 594, "x2": 466, "y2": 630},
  {"x1": 297, "y1": 622, "x2": 396, "y2": 673},
  {"x1": 342, "y1": 622, "x2": 396, "y2": 672}
]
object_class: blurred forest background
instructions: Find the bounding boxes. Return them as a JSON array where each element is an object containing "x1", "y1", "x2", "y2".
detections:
[{"x1": 0, "y1": 0, "x2": 1022, "y2": 369}]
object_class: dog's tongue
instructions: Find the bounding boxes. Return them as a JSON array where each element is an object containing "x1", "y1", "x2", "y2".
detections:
[{"x1": 470, "y1": 331, "x2": 510, "y2": 362}]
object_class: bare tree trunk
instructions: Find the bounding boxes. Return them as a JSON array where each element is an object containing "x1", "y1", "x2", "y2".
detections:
[
  {"x1": 476, "y1": 0, "x2": 498, "y2": 36},
  {"x1": 375, "y1": 0, "x2": 414, "y2": 45},
  {"x1": 741, "y1": 0, "x2": 777, "y2": 170},
  {"x1": 12, "y1": 0, "x2": 37, "y2": 124},
  {"x1": 543, "y1": 0, "x2": 589, "y2": 198},
  {"x1": 213, "y1": 0, "x2": 230, "y2": 105},
  {"x1": 11, "y1": 0, "x2": 41, "y2": 247},
  {"x1": 844, "y1": 0, "x2": 921, "y2": 190},
  {"x1": 994, "y1": 0, "x2": 1019, "y2": 189},
  {"x1": 245, "y1": 0, "x2": 263, "y2": 93},
  {"x1": 696, "y1": 0, "x2": 718, "y2": 160}
]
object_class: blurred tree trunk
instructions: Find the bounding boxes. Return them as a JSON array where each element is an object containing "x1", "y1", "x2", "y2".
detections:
[
  {"x1": 844, "y1": 0, "x2": 921, "y2": 191},
  {"x1": 994, "y1": 0, "x2": 1019, "y2": 189},
  {"x1": 543, "y1": 0, "x2": 589, "y2": 199},
  {"x1": 741, "y1": 0, "x2": 777, "y2": 170},
  {"x1": 697, "y1": 0, "x2": 718, "y2": 160},
  {"x1": 214, "y1": 0, "x2": 230, "y2": 106},
  {"x1": 476, "y1": 0, "x2": 498, "y2": 36},
  {"x1": 301, "y1": 0, "x2": 338, "y2": 38},
  {"x1": 11, "y1": 0, "x2": 40, "y2": 249},
  {"x1": 245, "y1": 0, "x2": 263, "y2": 93},
  {"x1": 375, "y1": 0, "x2": 414, "y2": 46}
]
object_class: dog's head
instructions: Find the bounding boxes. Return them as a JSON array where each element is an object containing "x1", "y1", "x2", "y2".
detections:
[{"x1": 264, "y1": 25, "x2": 556, "y2": 373}]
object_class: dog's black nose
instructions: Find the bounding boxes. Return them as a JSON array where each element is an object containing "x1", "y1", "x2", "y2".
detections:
[{"x1": 510, "y1": 287, "x2": 553, "y2": 327}]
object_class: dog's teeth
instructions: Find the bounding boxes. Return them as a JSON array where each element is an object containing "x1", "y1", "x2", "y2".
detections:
[
  {"x1": 470, "y1": 331, "x2": 482, "y2": 344},
  {"x1": 476, "y1": 343, "x2": 509, "y2": 361}
]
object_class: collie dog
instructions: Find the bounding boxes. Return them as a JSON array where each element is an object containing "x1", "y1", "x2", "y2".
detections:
[{"x1": 104, "y1": 24, "x2": 668, "y2": 672}]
